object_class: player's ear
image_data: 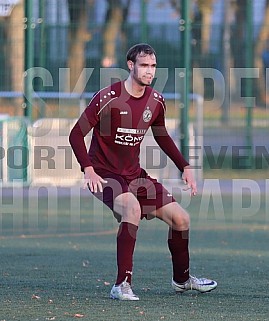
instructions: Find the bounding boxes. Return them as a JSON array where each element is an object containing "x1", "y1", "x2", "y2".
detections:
[{"x1": 127, "y1": 60, "x2": 134, "y2": 71}]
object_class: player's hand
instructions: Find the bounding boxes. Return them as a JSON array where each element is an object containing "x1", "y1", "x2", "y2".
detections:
[
  {"x1": 83, "y1": 166, "x2": 108, "y2": 193},
  {"x1": 182, "y1": 165, "x2": 197, "y2": 196}
]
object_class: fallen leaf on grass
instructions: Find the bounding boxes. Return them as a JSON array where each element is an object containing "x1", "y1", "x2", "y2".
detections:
[{"x1": 74, "y1": 314, "x2": 84, "y2": 318}]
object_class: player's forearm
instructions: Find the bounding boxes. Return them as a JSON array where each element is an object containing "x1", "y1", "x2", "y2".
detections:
[
  {"x1": 69, "y1": 125, "x2": 92, "y2": 171},
  {"x1": 154, "y1": 134, "x2": 189, "y2": 172}
]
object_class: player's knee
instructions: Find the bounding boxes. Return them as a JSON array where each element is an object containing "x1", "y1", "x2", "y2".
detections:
[
  {"x1": 124, "y1": 199, "x2": 141, "y2": 223},
  {"x1": 181, "y1": 212, "x2": 190, "y2": 230},
  {"x1": 114, "y1": 193, "x2": 141, "y2": 224},
  {"x1": 174, "y1": 211, "x2": 190, "y2": 231}
]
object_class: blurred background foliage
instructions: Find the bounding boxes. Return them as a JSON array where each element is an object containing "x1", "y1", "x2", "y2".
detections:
[
  {"x1": 1, "y1": 0, "x2": 269, "y2": 179},
  {"x1": 0, "y1": 0, "x2": 269, "y2": 118}
]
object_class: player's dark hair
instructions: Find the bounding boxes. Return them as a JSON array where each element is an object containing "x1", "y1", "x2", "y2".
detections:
[{"x1": 126, "y1": 43, "x2": 156, "y2": 63}]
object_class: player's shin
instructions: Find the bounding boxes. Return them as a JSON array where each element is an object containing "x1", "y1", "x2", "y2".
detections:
[
  {"x1": 115, "y1": 222, "x2": 138, "y2": 285},
  {"x1": 167, "y1": 228, "x2": 190, "y2": 284}
]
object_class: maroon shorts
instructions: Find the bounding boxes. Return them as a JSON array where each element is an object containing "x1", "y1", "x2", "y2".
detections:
[{"x1": 91, "y1": 168, "x2": 176, "y2": 220}]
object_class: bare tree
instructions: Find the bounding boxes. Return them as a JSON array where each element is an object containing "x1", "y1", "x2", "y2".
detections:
[
  {"x1": 169, "y1": 0, "x2": 216, "y2": 98},
  {"x1": 67, "y1": 0, "x2": 92, "y2": 92},
  {"x1": 197, "y1": 0, "x2": 214, "y2": 55},
  {"x1": 0, "y1": 1, "x2": 24, "y2": 112},
  {"x1": 169, "y1": 0, "x2": 214, "y2": 55},
  {"x1": 102, "y1": 0, "x2": 131, "y2": 67}
]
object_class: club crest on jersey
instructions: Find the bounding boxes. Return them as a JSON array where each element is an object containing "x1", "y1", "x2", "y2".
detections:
[{"x1": 143, "y1": 107, "x2": 152, "y2": 122}]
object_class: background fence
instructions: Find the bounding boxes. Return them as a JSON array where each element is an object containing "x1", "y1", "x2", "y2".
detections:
[{"x1": 1, "y1": 0, "x2": 269, "y2": 185}]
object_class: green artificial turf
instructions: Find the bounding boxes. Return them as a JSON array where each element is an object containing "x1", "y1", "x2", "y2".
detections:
[{"x1": 0, "y1": 191, "x2": 268, "y2": 321}]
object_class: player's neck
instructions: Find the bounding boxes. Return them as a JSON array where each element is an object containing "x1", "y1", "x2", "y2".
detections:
[{"x1": 124, "y1": 78, "x2": 146, "y2": 98}]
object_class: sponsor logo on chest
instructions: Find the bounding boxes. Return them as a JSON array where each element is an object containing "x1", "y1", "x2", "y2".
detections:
[{"x1": 114, "y1": 127, "x2": 146, "y2": 147}]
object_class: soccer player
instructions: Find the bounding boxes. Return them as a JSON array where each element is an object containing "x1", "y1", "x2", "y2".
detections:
[{"x1": 69, "y1": 43, "x2": 217, "y2": 300}]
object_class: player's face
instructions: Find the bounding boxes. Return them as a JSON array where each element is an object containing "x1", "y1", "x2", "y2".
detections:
[{"x1": 131, "y1": 53, "x2": 157, "y2": 86}]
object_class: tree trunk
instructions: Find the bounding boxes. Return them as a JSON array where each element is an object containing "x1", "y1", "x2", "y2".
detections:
[
  {"x1": 5, "y1": 0, "x2": 24, "y2": 111},
  {"x1": 102, "y1": 0, "x2": 123, "y2": 67},
  {"x1": 198, "y1": 0, "x2": 214, "y2": 54},
  {"x1": 67, "y1": 0, "x2": 91, "y2": 92}
]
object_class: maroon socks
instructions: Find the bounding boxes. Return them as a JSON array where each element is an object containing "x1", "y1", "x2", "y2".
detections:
[
  {"x1": 115, "y1": 222, "x2": 138, "y2": 285},
  {"x1": 115, "y1": 223, "x2": 189, "y2": 286},
  {"x1": 168, "y1": 228, "x2": 190, "y2": 284}
]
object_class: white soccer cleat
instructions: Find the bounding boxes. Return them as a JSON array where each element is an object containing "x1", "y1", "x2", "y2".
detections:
[
  {"x1": 172, "y1": 275, "x2": 217, "y2": 293},
  {"x1": 110, "y1": 278, "x2": 139, "y2": 301}
]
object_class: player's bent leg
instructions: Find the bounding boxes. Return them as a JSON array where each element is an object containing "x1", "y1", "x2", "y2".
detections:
[
  {"x1": 113, "y1": 192, "x2": 141, "y2": 226},
  {"x1": 110, "y1": 192, "x2": 141, "y2": 300},
  {"x1": 151, "y1": 202, "x2": 190, "y2": 283},
  {"x1": 152, "y1": 202, "x2": 217, "y2": 294},
  {"x1": 152, "y1": 202, "x2": 190, "y2": 231}
]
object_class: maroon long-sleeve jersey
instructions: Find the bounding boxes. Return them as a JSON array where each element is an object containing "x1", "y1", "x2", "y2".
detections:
[{"x1": 69, "y1": 81, "x2": 189, "y2": 180}]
